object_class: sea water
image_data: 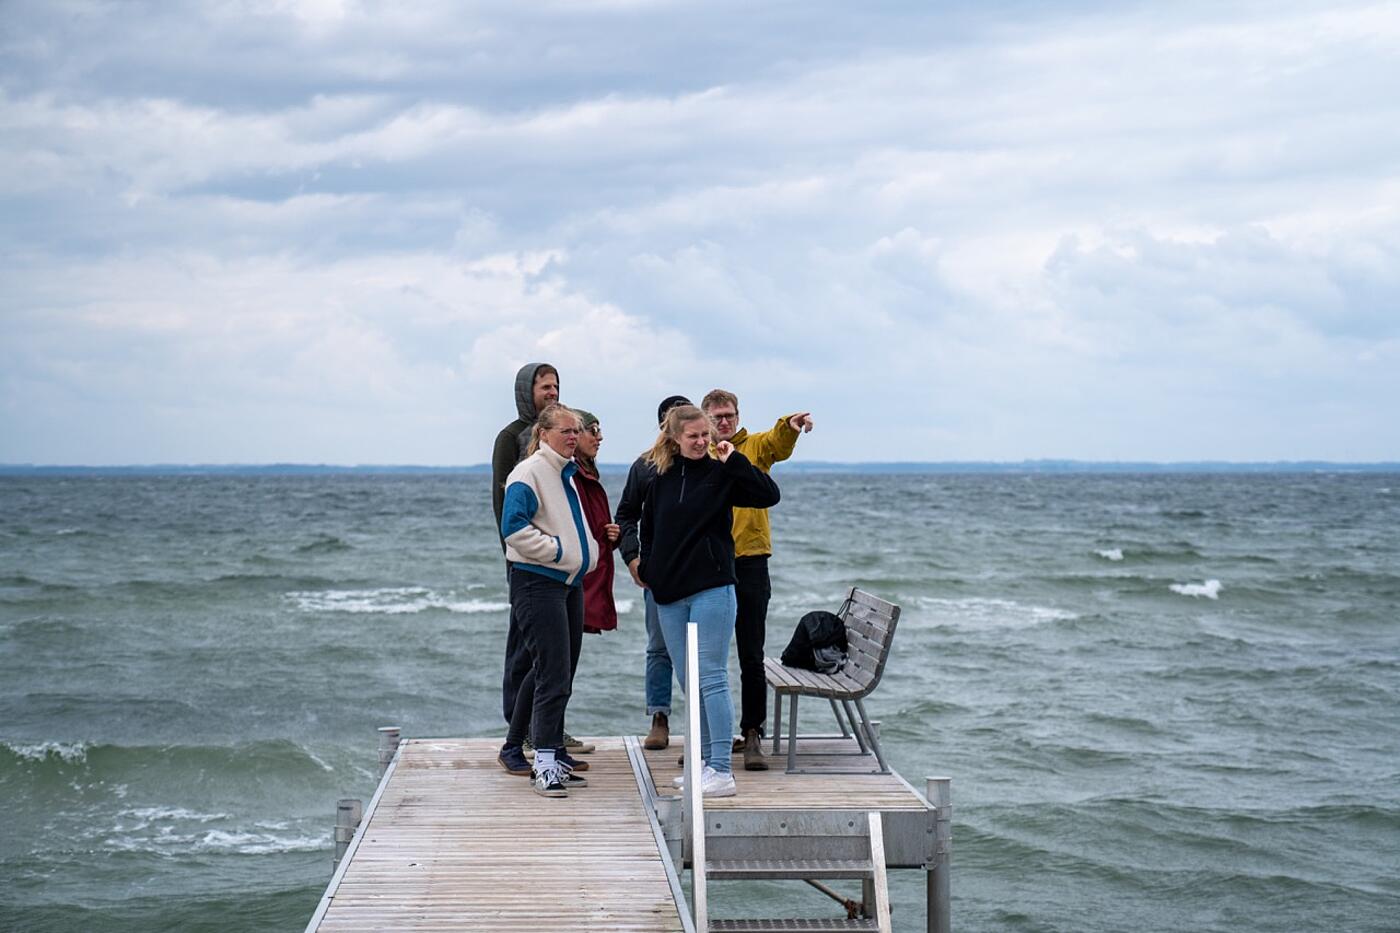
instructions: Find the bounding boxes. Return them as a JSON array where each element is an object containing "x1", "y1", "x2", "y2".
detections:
[{"x1": 1, "y1": 472, "x2": 1397, "y2": 931}]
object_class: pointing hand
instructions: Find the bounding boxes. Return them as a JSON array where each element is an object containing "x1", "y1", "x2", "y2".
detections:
[{"x1": 788, "y1": 412, "x2": 814, "y2": 433}]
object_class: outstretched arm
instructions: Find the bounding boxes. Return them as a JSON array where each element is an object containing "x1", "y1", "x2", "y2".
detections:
[{"x1": 744, "y1": 414, "x2": 807, "y2": 469}]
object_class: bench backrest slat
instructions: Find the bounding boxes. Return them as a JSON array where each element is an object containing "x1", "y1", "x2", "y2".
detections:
[
  {"x1": 832, "y1": 586, "x2": 900, "y2": 697},
  {"x1": 840, "y1": 627, "x2": 884, "y2": 672}
]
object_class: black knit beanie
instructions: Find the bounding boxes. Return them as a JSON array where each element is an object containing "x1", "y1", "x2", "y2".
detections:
[{"x1": 656, "y1": 395, "x2": 692, "y2": 426}]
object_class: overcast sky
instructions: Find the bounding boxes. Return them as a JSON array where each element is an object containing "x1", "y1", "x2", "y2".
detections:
[{"x1": 2, "y1": 0, "x2": 1397, "y2": 464}]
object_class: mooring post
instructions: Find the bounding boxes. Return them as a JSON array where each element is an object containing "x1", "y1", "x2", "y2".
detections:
[
  {"x1": 377, "y1": 725, "x2": 401, "y2": 777},
  {"x1": 333, "y1": 798, "x2": 362, "y2": 870},
  {"x1": 927, "y1": 776, "x2": 951, "y2": 933}
]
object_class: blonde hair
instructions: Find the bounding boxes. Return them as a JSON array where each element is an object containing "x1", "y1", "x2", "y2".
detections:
[
  {"x1": 644, "y1": 404, "x2": 708, "y2": 475},
  {"x1": 527, "y1": 403, "x2": 581, "y2": 456}
]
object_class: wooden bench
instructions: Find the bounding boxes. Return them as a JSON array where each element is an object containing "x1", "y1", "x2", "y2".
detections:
[{"x1": 763, "y1": 586, "x2": 901, "y2": 774}]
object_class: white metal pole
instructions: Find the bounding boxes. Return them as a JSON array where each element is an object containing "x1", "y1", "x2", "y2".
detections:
[{"x1": 686, "y1": 620, "x2": 707, "y2": 931}]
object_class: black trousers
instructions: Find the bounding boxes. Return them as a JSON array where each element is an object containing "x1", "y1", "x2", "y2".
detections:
[
  {"x1": 734, "y1": 555, "x2": 771, "y2": 735},
  {"x1": 503, "y1": 565, "x2": 584, "y2": 725},
  {"x1": 505, "y1": 570, "x2": 583, "y2": 751},
  {"x1": 501, "y1": 586, "x2": 533, "y2": 723}
]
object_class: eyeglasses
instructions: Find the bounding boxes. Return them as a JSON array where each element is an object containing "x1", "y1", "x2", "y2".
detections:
[
  {"x1": 709, "y1": 411, "x2": 738, "y2": 423},
  {"x1": 586, "y1": 425, "x2": 602, "y2": 437}
]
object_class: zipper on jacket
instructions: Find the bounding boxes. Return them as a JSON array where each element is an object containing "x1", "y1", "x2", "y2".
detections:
[{"x1": 679, "y1": 462, "x2": 686, "y2": 502}]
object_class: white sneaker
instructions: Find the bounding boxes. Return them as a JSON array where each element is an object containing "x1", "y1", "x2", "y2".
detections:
[
  {"x1": 700, "y1": 766, "x2": 737, "y2": 798},
  {"x1": 672, "y1": 765, "x2": 737, "y2": 797},
  {"x1": 672, "y1": 764, "x2": 706, "y2": 789}
]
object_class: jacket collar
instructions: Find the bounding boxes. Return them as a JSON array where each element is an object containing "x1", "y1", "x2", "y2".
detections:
[{"x1": 537, "y1": 442, "x2": 575, "y2": 477}]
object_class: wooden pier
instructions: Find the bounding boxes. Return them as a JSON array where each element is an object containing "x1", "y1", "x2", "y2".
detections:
[{"x1": 306, "y1": 731, "x2": 950, "y2": 932}]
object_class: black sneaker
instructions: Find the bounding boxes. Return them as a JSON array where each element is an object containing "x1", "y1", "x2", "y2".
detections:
[
  {"x1": 531, "y1": 765, "x2": 568, "y2": 798},
  {"x1": 556, "y1": 749, "x2": 590, "y2": 772},
  {"x1": 497, "y1": 744, "x2": 530, "y2": 776}
]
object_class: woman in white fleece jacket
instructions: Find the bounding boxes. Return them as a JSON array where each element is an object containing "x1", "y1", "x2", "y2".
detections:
[{"x1": 498, "y1": 404, "x2": 598, "y2": 797}]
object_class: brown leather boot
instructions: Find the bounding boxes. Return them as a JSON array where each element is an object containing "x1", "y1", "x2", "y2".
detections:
[
  {"x1": 644, "y1": 712, "x2": 669, "y2": 750},
  {"x1": 742, "y1": 729, "x2": 768, "y2": 771}
]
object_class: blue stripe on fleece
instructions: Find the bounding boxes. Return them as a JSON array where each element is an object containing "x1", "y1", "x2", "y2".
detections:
[
  {"x1": 561, "y1": 461, "x2": 589, "y2": 581},
  {"x1": 501, "y1": 482, "x2": 539, "y2": 539},
  {"x1": 511, "y1": 562, "x2": 570, "y2": 584}
]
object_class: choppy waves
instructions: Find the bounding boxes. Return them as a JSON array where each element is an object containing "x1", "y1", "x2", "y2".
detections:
[
  {"x1": 1, "y1": 739, "x2": 341, "y2": 863},
  {"x1": 4, "y1": 471, "x2": 1399, "y2": 932},
  {"x1": 0, "y1": 738, "x2": 349, "y2": 785},
  {"x1": 102, "y1": 818, "x2": 327, "y2": 858},
  {"x1": 284, "y1": 586, "x2": 508, "y2": 615},
  {"x1": 917, "y1": 595, "x2": 1079, "y2": 629}
]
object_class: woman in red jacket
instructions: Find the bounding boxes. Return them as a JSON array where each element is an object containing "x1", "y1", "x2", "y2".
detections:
[{"x1": 573, "y1": 410, "x2": 621, "y2": 634}]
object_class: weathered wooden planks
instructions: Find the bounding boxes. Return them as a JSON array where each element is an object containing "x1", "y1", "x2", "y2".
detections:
[
  {"x1": 313, "y1": 737, "x2": 686, "y2": 932},
  {"x1": 638, "y1": 739, "x2": 925, "y2": 812},
  {"x1": 310, "y1": 733, "x2": 932, "y2": 932}
]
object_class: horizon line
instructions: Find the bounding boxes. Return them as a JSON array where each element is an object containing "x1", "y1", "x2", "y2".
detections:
[{"x1": 3, "y1": 458, "x2": 1399, "y2": 475}]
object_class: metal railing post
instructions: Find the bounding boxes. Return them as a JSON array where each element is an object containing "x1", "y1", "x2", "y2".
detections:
[
  {"x1": 377, "y1": 726, "x2": 400, "y2": 777},
  {"x1": 927, "y1": 776, "x2": 951, "y2": 933},
  {"x1": 333, "y1": 798, "x2": 362, "y2": 870},
  {"x1": 685, "y1": 620, "x2": 707, "y2": 931}
]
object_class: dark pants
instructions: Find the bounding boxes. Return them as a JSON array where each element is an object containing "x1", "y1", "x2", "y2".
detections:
[
  {"x1": 503, "y1": 565, "x2": 583, "y2": 726},
  {"x1": 501, "y1": 593, "x2": 533, "y2": 723},
  {"x1": 734, "y1": 555, "x2": 771, "y2": 736},
  {"x1": 505, "y1": 570, "x2": 583, "y2": 751}
]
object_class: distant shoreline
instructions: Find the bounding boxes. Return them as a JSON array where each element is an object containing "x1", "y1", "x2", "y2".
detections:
[{"x1": 3, "y1": 460, "x2": 1398, "y2": 476}]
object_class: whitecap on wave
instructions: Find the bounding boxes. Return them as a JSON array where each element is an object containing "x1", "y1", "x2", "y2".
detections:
[
  {"x1": 4, "y1": 741, "x2": 90, "y2": 763},
  {"x1": 98, "y1": 807, "x2": 325, "y2": 856},
  {"x1": 1170, "y1": 579, "x2": 1222, "y2": 599},
  {"x1": 286, "y1": 587, "x2": 509, "y2": 615},
  {"x1": 117, "y1": 806, "x2": 227, "y2": 828},
  {"x1": 615, "y1": 598, "x2": 636, "y2": 614},
  {"x1": 1095, "y1": 548, "x2": 1125, "y2": 562},
  {"x1": 104, "y1": 826, "x2": 326, "y2": 856},
  {"x1": 916, "y1": 596, "x2": 1078, "y2": 629}
]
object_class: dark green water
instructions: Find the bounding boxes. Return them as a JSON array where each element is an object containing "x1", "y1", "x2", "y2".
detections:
[{"x1": 2, "y1": 473, "x2": 1397, "y2": 931}]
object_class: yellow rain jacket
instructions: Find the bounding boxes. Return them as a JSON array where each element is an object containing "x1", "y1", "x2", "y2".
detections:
[{"x1": 722, "y1": 415, "x2": 800, "y2": 558}]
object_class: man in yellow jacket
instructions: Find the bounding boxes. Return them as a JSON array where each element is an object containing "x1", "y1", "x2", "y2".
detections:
[{"x1": 701, "y1": 389, "x2": 815, "y2": 770}]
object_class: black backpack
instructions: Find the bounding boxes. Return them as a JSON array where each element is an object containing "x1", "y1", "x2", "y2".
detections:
[{"x1": 781, "y1": 609, "x2": 849, "y2": 673}]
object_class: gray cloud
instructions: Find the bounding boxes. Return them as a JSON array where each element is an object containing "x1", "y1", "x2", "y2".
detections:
[{"x1": 2, "y1": 0, "x2": 1397, "y2": 462}]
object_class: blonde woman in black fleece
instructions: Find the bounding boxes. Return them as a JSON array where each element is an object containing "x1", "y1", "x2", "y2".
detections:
[{"x1": 638, "y1": 405, "x2": 780, "y2": 797}]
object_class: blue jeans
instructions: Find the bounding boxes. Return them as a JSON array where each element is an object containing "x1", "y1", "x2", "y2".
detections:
[
  {"x1": 644, "y1": 589, "x2": 673, "y2": 716},
  {"x1": 655, "y1": 585, "x2": 737, "y2": 775}
]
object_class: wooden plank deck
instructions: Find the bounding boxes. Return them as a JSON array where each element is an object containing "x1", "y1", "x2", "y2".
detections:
[
  {"x1": 638, "y1": 739, "x2": 928, "y2": 813},
  {"x1": 310, "y1": 737, "x2": 687, "y2": 932},
  {"x1": 308, "y1": 733, "x2": 941, "y2": 931}
]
